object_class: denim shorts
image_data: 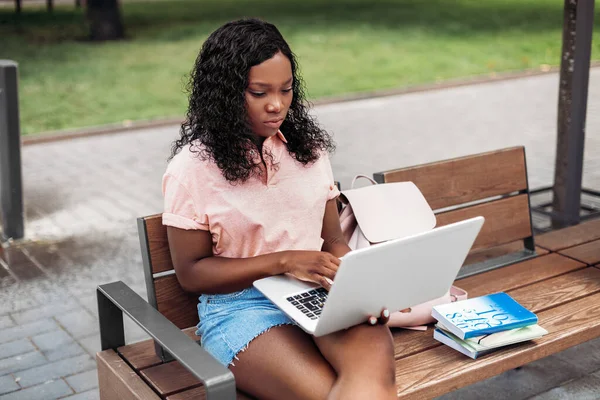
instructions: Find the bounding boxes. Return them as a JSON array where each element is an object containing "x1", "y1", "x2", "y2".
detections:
[{"x1": 196, "y1": 286, "x2": 296, "y2": 367}]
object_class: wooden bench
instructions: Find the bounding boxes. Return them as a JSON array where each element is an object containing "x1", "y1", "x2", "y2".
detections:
[{"x1": 96, "y1": 146, "x2": 600, "y2": 399}]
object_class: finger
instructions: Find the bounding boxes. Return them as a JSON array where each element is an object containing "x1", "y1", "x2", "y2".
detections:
[
  {"x1": 318, "y1": 265, "x2": 337, "y2": 281},
  {"x1": 316, "y1": 274, "x2": 332, "y2": 291},
  {"x1": 329, "y1": 255, "x2": 341, "y2": 266},
  {"x1": 328, "y1": 260, "x2": 340, "y2": 273},
  {"x1": 378, "y1": 308, "x2": 390, "y2": 325}
]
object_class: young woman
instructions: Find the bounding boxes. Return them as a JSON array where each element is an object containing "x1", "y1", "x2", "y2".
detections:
[{"x1": 163, "y1": 18, "x2": 396, "y2": 400}]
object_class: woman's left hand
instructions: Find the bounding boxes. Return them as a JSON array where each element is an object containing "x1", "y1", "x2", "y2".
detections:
[
  {"x1": 367, "y1": 309, "x2": 391, "y2": 326},
  {"x1": 367, "y1": 308, "x2": 411, "y2": 325}
]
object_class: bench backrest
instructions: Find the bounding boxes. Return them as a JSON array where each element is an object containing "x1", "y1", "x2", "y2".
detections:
[
  {"x1": 373, "y1": 146, "x2": 536, "y2": 276},
  {"x1": 139, "y1": 147, "x2": 536, "y2": 331}
]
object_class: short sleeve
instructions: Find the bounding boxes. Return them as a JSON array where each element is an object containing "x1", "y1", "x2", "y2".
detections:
[
  {"x1": 322, "y1": 153, "x2": 340, "y2": 201},
  {"x1": 162, "y1": 173, "x2": 209, "y2": 230}
]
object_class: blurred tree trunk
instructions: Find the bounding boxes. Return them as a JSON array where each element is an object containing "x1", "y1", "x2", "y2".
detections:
[
  {"x1": 87, "y1": 0, "x2": 125, "y2": 41},
  {"x1": 552, "y1": 0, "x2": 594, "y2": 228},
  {"x1": 15, "y1": 0, "x2": 21, "y2": 13},
  {"x1": 47, "y1": 0, "x2": 53, "y2": 12}
]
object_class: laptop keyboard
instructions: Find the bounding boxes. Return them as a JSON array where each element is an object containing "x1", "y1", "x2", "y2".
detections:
[{"x1": 286, "y1": 287, "x2": 328, "y2": 320}]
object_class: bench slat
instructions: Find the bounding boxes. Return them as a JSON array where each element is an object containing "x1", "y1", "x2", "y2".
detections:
[
  {"x1": 509, "y1": 267, "x2": 600, "y2": 313},
  {"x1": 118, "y1": 327, "x2": 199, "y2": 371},
  {"x1": 394, "y1": 288, "x2": 600, "y2": 399},
  {"x1": 154, "y1": 275, "x2": 199, "y2": 330},
  {"x1": 143, "y1": 214, "x2": 174, "y2": 274},
  {"x1": 391, "y1": 329, "x2": 440, "y2": 361},
  {"x1": 559, "y1": 239, "x2": 600, "y2": 265},
  {"x1": 456, "y1": 253, "x2": 585, "y2": 299},
  {"x1": 166, "y1": 386, "x2": 255, "y2": 400},
  {"x1": 97, "y1": 349, "x2": 161, "y2": 400},
  {"x1": 373, "y1": 147, "x2": 527, "y2": 210},
  {"x1": 464, "y1": 242, "x2": 548, "y2": 265},
  {"x1": 392, "y1": 254, "x2": 585, "y2": 360},
  {"x1": 140, "y1": 360, "x2": 201, "y2": 397},
  {"x1": 436, "y1": 194, "x2": 531, "y2": 251},
  {"x1": 536, "y1": 218, "x2": 600, "y2": 251}
]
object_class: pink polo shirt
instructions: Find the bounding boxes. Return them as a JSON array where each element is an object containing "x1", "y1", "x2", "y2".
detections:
[{"x1": 162, "y1": 131, "x2": 340, "y2": 258}]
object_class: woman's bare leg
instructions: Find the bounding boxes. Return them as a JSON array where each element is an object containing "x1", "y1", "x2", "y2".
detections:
[
  {"x1": 314, "y1": 324, "x2": 397, "y2": 400},
  {"x1": 230, "y1": 324, "x2": 336, "y2": 400}
]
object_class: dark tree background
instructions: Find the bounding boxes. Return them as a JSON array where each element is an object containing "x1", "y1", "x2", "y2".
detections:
[{"x1": 86, "y1": 0, "x2": 125, "y2": 41}]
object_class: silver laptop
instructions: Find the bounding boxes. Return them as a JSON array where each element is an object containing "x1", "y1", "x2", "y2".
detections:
[{"x1": 253, "y1": 216, "x2": 484, "y2": 337}]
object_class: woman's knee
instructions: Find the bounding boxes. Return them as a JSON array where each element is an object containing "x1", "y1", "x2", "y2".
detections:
[
  {"x1": 340, "y1": 325, "x2": 396, "y2": 380},
  {"x1": 348, "y1": 324, "x2": 394, "y2": 353}
]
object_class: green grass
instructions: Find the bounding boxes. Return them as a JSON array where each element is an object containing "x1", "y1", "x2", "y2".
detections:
[{"x1": 1, "y1": 0, "x2": 600, "y2": 135}]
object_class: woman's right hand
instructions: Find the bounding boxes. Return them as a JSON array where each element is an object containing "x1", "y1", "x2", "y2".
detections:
[{"x1": 280, "y1": 250, "x2": 341, "y2": 291}]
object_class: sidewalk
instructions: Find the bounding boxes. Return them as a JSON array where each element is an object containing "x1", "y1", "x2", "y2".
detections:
[{"x1": 0, "y1": 68, "x2": 599, "y2": 399}]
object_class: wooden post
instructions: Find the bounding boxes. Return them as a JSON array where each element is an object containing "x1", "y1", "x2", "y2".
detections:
[{"x1": 552, "y1": 0, "x2": 595, "y2": 228}]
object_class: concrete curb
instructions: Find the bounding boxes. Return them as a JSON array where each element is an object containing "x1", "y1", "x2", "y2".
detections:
[
  {"x1": 21, "y1": 117, "x2": 184, "y2": 146},
  {"x1": 21, "y1": 62, "x2": 600, "y2": 146}
]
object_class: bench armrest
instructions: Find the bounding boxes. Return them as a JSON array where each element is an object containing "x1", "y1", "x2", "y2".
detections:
[{"x1": 97, "y1": 280, "x2": 236, "y2": 400}]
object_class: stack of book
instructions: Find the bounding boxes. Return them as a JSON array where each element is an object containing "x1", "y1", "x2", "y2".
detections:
[{"x1": 431, "y1": 292, "x2": 548, "y2": 359}]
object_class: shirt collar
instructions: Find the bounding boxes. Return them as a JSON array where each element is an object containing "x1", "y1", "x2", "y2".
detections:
[{"x1": 276, "y1": 130, "x2": 288, "y2": 144}]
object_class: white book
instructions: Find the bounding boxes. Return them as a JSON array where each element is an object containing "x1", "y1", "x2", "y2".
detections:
[
  {"x1": 434, "y1": 328, "x2": 493, "y2": 359},
  {"x1": 434, "y1": 323, "x2": 548, "y2": 359}
]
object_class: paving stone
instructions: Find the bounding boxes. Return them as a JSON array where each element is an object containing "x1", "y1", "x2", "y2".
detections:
[
  {"x1": 29, "y1": 281, "x2": 76, "y2": 307},
  {"x1": 76, "y1": 297, "x2": 98, "y2": 318},
  {"x1": 77, "y1": 335, "x2": 100, "y2": 357},
  {"x1": 31, "y1": 330, "x2": 85, "y2": 362},
  {"x1": 64, "y1": 370, "x2": 98, "y2": 393},
  {"x1": 0, "y1": 319, "x2": 59, "y2": 344},
  {"x1": 0, "y1": 276, "x2": 15, "y2": 291},
  {"x1": 54, "y1": 310, "x2": 97, "y2": 339},
  {"x1": 58, "y1": 388, "x2": 99, "y2": 400},
  {"x1": 23, "y1": 242, "x2": 73, "y2": 277},
  {"x1": 0, "y1": 279, "x2": 73, "y2": 318},
  {"x1": 15, "y1": 354, "x2": 95, "y2": 388},
  {"x1": 0, "y1": 339, "x2": 35, "y2": 360},
  {"x1": 529, "y1": 371, "x2": 600, "y2": 400},
  {"x1": 0, "y1": 375, "x2": 19, "y2": 396},
  {"x1": 11, "y1": 302, "x2": 79, "y2": 325},
  {"x1": 0, "y1": 266, "x2": 9, "y2": 280},
  {"x1": 2, "y1": 249, "x2": 45, "y2": 281},
  {"x1": 0, "y1": 379, "x2": 72, "y2": 400},
  {"x1": 0, "y1": 351, "x2": 47, "y2": 376},
  {"x1": 437, "y1": 355, "x2": 588, "y2": 400},
  {"x1": 124, "y1": 317, "x2": 150, "y2": 344},
  {"x1": 553, "y1": 336, "x2": 600, "y2": 375},
  {"x1": 0, "y1": 283, "x2": 38, "y2": 316},
  {"x1": 0, "y1": 317, "x2": 14, "y2": 330}
]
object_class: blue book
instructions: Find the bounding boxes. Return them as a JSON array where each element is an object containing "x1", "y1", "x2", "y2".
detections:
[{"x1": 431, "y1": 292, "x2": 538, "y2": 340}]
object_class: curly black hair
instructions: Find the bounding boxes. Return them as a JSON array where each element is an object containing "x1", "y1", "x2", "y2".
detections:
[{"x1": 171, "y1": 18, "x2": 335, "y2": 183}]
